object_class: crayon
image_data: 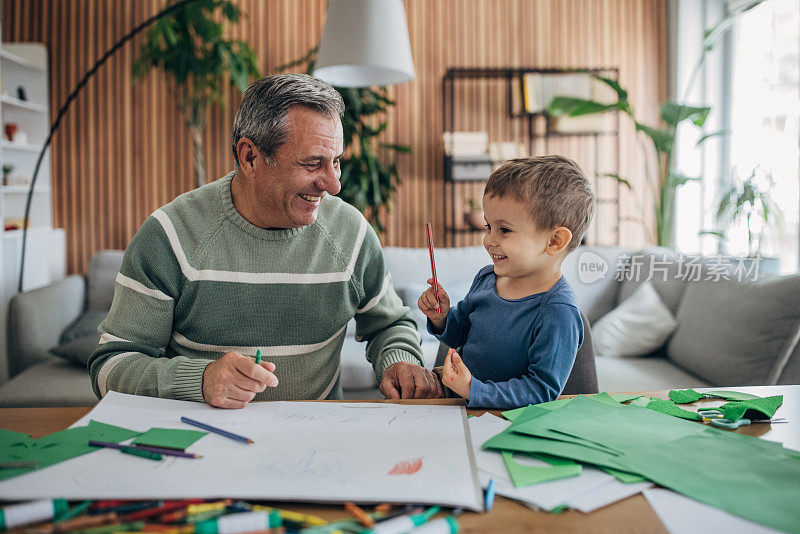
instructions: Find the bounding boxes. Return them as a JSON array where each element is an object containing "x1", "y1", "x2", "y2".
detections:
[
  {"x1": 180, "y1": 417, "x2": 253, "y2": 444},
  {"x1": 344, "y1": 502, "x2": 375, "y2": 528}
]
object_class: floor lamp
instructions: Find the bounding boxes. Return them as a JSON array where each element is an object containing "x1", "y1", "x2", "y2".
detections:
[{"x1": 18, "y1": 0, "x2": 200, "y2": 292}]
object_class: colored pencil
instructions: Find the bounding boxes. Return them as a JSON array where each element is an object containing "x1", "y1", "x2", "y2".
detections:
[
  {"x1": 344, "y1": 502, "x2": 375, "y2": 528},
  {"x1": 88, "y1": 440, "x2": 200, "y2": 459},
  {"x1": 255, "y1": 348, "x2": 262, "y2": 365},
  {"x1": 180, "y1": 416, "x2": 254, "y2": 444},
  {"x1": 425, "y1": 222, "x2": 441, "y2": 313}
]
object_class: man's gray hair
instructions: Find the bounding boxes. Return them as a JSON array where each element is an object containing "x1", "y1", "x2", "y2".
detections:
[{"x1": 231, "y1": 73, "x2": 345, "y2": 165}]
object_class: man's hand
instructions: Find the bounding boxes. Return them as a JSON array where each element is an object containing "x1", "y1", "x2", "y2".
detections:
[
  {"x1": 379, "y1": 361, "x2": 442, "y2": 399},
  {"x1": 442, "y1": 348, "x2": 471, "y2": 399},
  {"x1": 203, "y1": 351, "x2": 279, "y2": 409}
]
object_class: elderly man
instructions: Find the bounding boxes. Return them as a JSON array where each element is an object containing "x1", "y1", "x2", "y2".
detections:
[{"x1": 89, "y1": 74, "x2": 441, "y2": 408}]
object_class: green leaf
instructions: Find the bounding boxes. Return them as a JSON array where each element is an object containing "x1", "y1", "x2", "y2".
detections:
[
  {"x1": 548, "y1": 97, "x2": 619, "y2": 117},
  {"x1": 598, "y1": 173, "x2": 632, "y2": 189},
  {"x1": 635, "y1": 122, "x2": 674, "y2": 154},
  {"x1": 696, "y1": 129, "x2": 730, "y2": 146},
  {"x1": 660, "y1": 102, "x2": 710, "y2": 128},
  {"x1": 667, "y1": 170, "x2": 700, "y2": 188}
]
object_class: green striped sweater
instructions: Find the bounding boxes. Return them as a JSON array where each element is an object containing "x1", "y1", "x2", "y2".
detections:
[{"x1": 88, "y1": 172, "x2": 424, "y2": 402}]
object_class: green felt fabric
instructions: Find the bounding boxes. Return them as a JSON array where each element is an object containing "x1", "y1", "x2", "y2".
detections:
[
  {"x1": 668, "y1": 389, "x2": 704, "y2": 404},
  {"x1": 613, "y1": 430, "x2": 800, "y2": 533},
  {"x1": 720, "y1": 396, "x2": 783, "y2": 421},
  {"x1": 132, "y1": 428, "x2": 206, "y2": 450},
  {"x1": 703, "y1": 390, "x2": 762, "y2": 401},
  {"x1": 646, "y1": 399, "x2": 703, "y2": 421},
  {"x1": 629, "y1": 396, "x2": 651, "y2": 408},
  {"x1": 501, "y1": 451, "x2": 582, "y2": 487}
]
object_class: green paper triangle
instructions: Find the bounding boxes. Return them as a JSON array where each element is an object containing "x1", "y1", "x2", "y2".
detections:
[
  {"x1": 133, "y1": 427, "x2": 206, "y2": 450},
  {"x1": 501, "y1": 451, "x2": 582, "y2": 488},
  {"x1": 88, "y1": 420, "x2": 141, "y2": 443}
]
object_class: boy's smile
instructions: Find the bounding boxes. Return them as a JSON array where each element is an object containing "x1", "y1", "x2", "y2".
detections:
[{"x1": 482, "y1": 193, "x2": 567, "y2": 297}]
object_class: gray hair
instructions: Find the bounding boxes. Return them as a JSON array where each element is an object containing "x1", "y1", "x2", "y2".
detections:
[{"x1": 231, "y1": 73, "x2": 345, "y2": 165}]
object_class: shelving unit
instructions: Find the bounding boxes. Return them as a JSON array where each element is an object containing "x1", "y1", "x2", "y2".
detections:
[
  {"x1": 0, "y1": 40, "x2": 66, "y2": 382},
  {"x1": 441, "y1": 67, "x2": 622, "y2": 247}
]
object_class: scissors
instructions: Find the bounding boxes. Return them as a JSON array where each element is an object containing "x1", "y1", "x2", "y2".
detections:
[{"x1": 698, "y1": 409, "x2": 788, "y2": 428}]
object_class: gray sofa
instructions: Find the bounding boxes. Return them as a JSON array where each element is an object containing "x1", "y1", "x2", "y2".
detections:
[{"x1": 2, "y1": 245, "x2": 798, "y2": 407}]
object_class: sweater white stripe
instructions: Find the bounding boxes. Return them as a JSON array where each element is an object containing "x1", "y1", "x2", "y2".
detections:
[
  {"x1": 97, "y1": 352, "x2": 137, "y2": 397},
  {"x1": 172, "y1": 324, "x2": 348, "y2": 357},
  {"x1": 317, "y1": 366, "x2": 341, "y2": 400},
  {"x1": 152, "y1": 209, "x2": 368, "y2": 284},
  {"x1": 116, "y1": 273, "x2": 172, "y2": 301},
  {"x1": 356, "y1": 274, "x2": 391, "y2": 314},
  {"x1": 99, "y1": 333, "x2": 131, "y2": 345},
  {"x1": 354, "y1": 325, "x2": 421, "y2": 344}
]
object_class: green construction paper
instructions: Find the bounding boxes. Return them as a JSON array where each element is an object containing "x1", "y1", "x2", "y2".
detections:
[
  {"x1": 588, "y1": 392, "x2": 626, "y2": 406},
  {"x1": 132, "y1": 427, "x2": 206, "y2": 450},
  {"x1": 528, "y1": 452, "x2": 578, "y2": 466},
  {"x1": 668, "y1": 389, "x2": 704, "y2": 404},
  {"x1": 720, "y1": 395, "x2": 783, "y2": 421},
  {"x1": 646, "y1": 398, "x2": 703, "y2": 421},
  {"x1": 501, "y1": 451, "x2": 582, "y2": 488},
  {"x1": 629, "y1": 396, "x2": 652, "y2": 407},
  {"x1": 600, "y1": 466, "x2": 647, "y2": 484},
  {"x1": 0, "y1": 428, "x2": 32, "y2": 459},
  {"x1": 542, "y1": 398, "x2": 708, "y2": 454},
  {"x1": 703, "y1": 390, "x2": 762, "y2": 401},
  {"x1": 609, "y1": 393, "x2": 645, "y2": 404},
  {"x1": 88, "y1": 420, "x2": 141, "y2": 442},
  {"x1": 502, "y1": 406, "x2": 528, "y2": 422},
  {"x1": 483, "y1": 426, "x2": 623, "y2": 471},
  {"x1": 613, "y1": 430, "x2": 800, "y2": 533}
]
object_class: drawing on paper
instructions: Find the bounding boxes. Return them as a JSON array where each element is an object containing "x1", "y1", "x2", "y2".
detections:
[{"x1": 388, "y1": 457, "x2": 423, "y2": 475}]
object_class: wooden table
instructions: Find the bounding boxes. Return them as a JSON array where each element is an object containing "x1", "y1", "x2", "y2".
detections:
[{"x1": 0, "y1": 385, "x2": 796, "y2": 533}]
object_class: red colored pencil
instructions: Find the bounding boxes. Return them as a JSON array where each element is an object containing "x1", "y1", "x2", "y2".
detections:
[{"x1": 425, "y1": 222, "x2": 441, "y2": 313}]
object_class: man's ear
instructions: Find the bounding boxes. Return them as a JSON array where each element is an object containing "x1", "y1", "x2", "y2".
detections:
[
  {"x1": 545, "y1": 227, "x2": 573, "y2": 255},
  {"x1": 236, "y1": 138, "x2": 261, "y2": 178}
]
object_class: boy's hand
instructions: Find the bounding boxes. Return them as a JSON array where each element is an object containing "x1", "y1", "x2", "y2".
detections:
[
  {"x1": 442, "y1": 348, "x2": 471, "y2": 399},
  {"x1": 418, "y1": 278, "x2": 450, "y2": 333}
]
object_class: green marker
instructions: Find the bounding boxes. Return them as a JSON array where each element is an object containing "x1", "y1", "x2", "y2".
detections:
[
  {"x1": 120, "y1": 445, "x2": 162, "y2": 461},
  {"x1": 0, "y1": 499, "x2": 68, "y2": 531},
  {"x1": 195, "y1": 510, "x2": 282, "y2": 534},
  {"x1": 255, "y1": 349, "x2": 261, "y2": 365}
]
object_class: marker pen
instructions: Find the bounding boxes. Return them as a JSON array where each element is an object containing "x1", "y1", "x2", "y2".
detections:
[
  {"x1": 0, "y1": 499, "x2": 68, "y2": 530},
  {"x1": 368, "y1": 506, "x2": 441, "y2": 534},
  {"x1": 194, "y1": 510, "x2": 282, "y2": 534},
  {"x1": 407, "y1": 516, "x2": 459, "y2": 534}
]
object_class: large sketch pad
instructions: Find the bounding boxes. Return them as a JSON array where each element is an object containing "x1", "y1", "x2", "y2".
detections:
[{"x1": 0, "y1": 392, "x2": 483, "y2": 511}]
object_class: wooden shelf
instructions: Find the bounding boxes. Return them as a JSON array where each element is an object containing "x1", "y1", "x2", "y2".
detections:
[{"x1": 0, "y1": 49, "x2": 46, "y2": 72}]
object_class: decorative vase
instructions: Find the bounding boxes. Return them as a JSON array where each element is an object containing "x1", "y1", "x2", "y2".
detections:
[{"x1": 464, "y1": 211, "x2": 485, "y2": 231}]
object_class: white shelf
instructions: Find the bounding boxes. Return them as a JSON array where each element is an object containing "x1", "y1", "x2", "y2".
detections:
[
  {"x1": 0, "y1": 141, "x2": 42, "y2": 153},
  {"x1": 0, "y1": 49, "x2": 45, "y2": 72},
  {"x1": 2, "y1": 185, "x2": 50, "y2": 193},
  {"x1": 0, "y1": 95, "x2": 46, "y2": 113}
]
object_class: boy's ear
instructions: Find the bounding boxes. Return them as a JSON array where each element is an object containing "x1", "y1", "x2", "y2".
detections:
[{"x1": 545, "y1": 227, "x2": 573, "y2": 255}]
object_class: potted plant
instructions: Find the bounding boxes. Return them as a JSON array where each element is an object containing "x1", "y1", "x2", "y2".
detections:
[
  {"x1": 705, "y1": 167, "x2": 782, "y2": 273},
  {"x1": 2, "y1": 163, "x2": 13, "y2": 186},
  {"x1": 463, "y1": 198, "x2": 485, "y2": 231},
  {"x1": 546, "y1": 2, "x2": 762, "y2": 248},
  {"x1": 133, "y1": 0, "x2": 261, "y2": 188}
]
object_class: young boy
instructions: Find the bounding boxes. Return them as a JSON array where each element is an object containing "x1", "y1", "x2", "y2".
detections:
[{"x1": 418, "y1": 156, "x2": 595, "y2": 409}]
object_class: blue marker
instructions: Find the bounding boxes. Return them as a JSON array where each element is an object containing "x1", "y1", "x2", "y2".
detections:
[{"x1": 485, "y1": 479, "x2": 496, "y2": 511}]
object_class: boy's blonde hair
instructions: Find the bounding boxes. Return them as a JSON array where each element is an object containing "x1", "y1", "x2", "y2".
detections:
[{"x1": 484, "y1": 156, "x2": 596, "y2": 252}]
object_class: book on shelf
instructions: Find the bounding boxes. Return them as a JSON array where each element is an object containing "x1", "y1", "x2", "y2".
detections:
[
  {"x1": 522, "y1": 72, "x2": 617, "y2": 116},
  {"x1": 442, "y1": 131, "x2": 489, "y2": 157}
]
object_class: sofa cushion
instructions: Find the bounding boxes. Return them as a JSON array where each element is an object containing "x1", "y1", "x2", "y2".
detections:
[
  {"x1": 562, "y1": 246, "x2": 630, "y2": 324},
  {"x1": 59, "y1": 309, "x2": 107, "y2": 344},
  {"x1": 50, "y1": 334, "x2": 101, "y2": 367},
  {"x1": 0, "y1": 357, "x2": 97, "y2": 407},
  {"x1": 595, "y1": 356, "x2": 710, "y2": 392},
  {"x1": 394, "y1": 282, "x2": 472, "y2": 341},
  {"x1": 87, "y1": 250, "x2": 124, "y2": 311},
  {"x1": 593, "y1": 282, "x2": 679, "y2": 358},
  {"x1": 617, "y1": 247, "x2": 689, "y2": 317},
  {"x1": 667, "y1": 275, "x2": 800, "y2": 386}
]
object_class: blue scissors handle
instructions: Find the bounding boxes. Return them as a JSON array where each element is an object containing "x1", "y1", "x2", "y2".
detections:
[{"x1": 710, "y1": 418, "x2": 751, "y2": 429}]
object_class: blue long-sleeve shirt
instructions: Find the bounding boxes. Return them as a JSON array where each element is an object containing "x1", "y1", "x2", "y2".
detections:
[{"x1": 429, "y1": 265, "x2": 583, "y2": 410}]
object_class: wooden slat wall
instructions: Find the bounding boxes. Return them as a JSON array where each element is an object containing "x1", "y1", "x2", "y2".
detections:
[{"x1": 3, "y1": 0, "x2": 666, "y2": 274}]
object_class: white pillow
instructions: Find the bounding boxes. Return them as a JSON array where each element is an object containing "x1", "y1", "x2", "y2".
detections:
[{"x1": 593, "y1": 281, "x2": 679, "y2": 358}]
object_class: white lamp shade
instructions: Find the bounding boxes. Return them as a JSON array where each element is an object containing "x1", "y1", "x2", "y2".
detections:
[{"x1": 313, "y1": 0, "x2": 415, "y2": 88}]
